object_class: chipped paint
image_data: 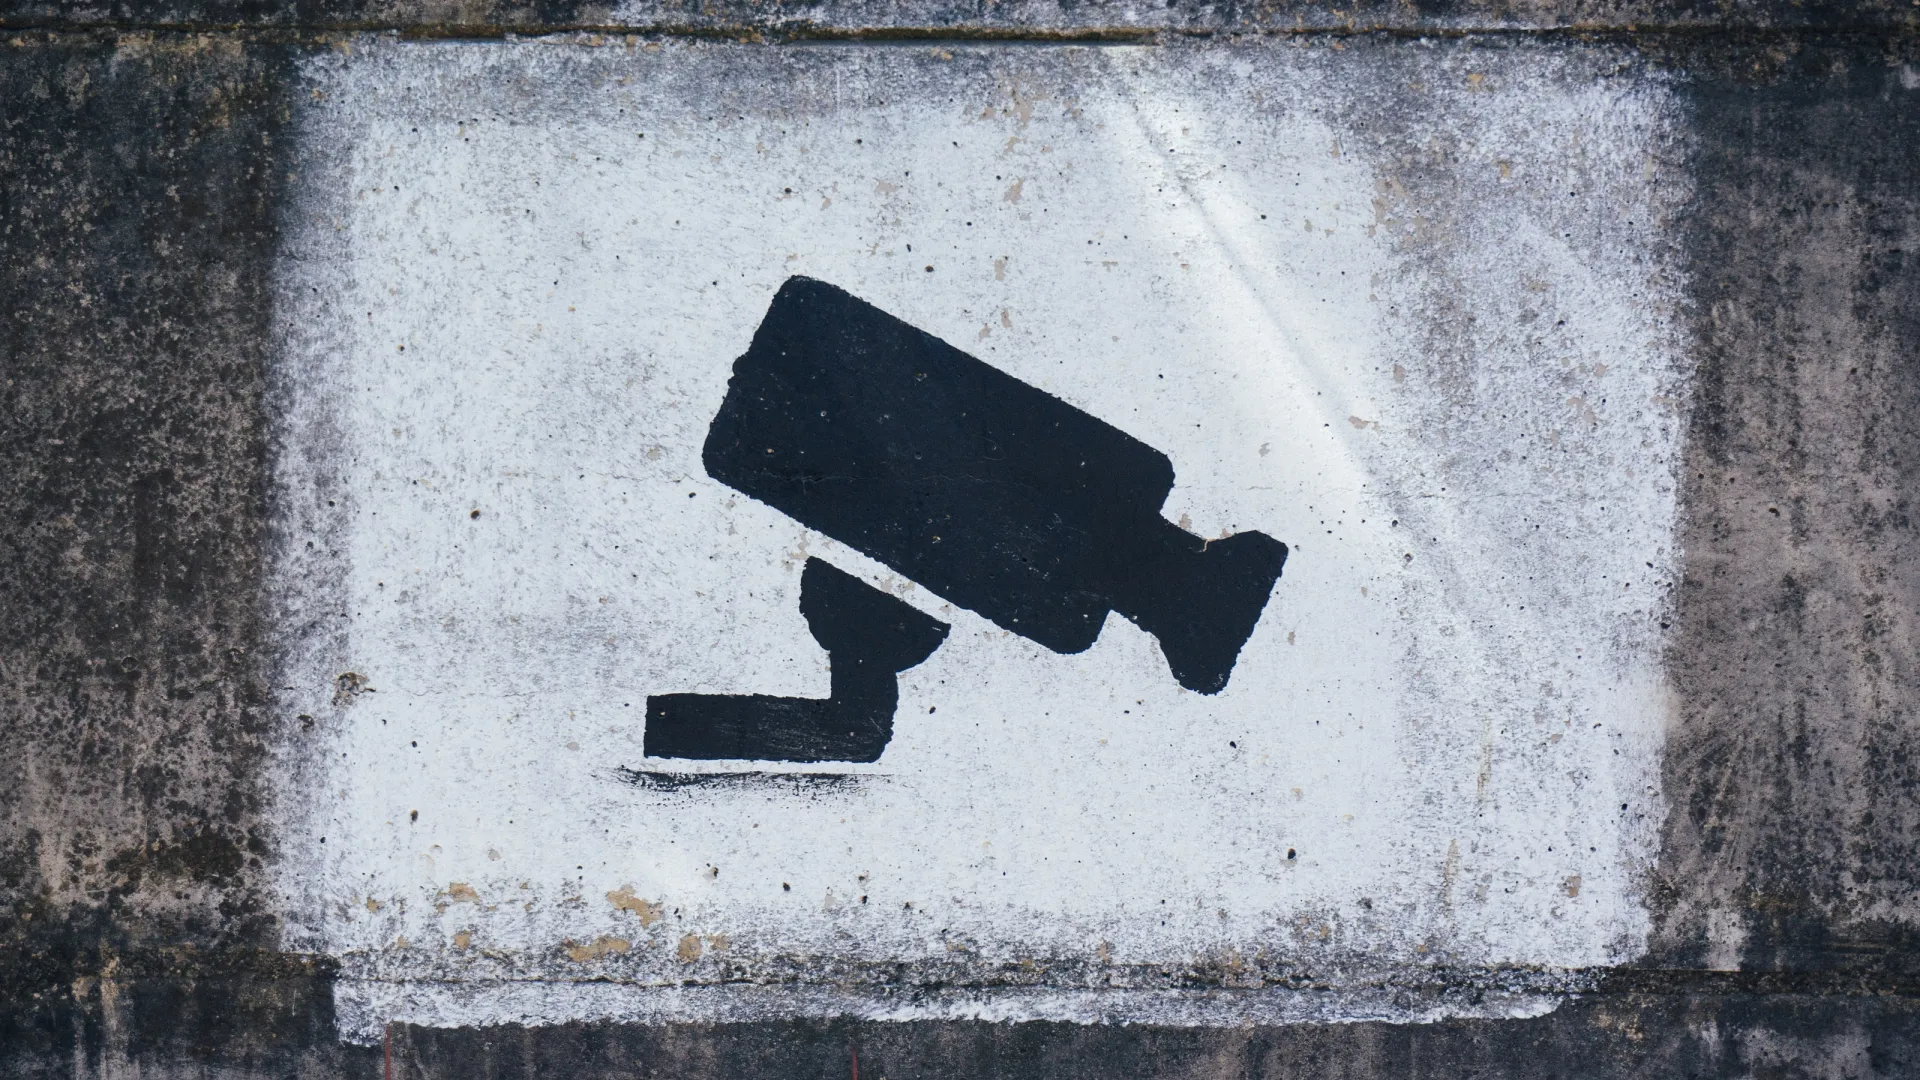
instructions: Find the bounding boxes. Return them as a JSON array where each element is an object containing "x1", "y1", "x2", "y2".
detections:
[{"x1": 608, "y1": 885, "x2": 664, "y2": 926}]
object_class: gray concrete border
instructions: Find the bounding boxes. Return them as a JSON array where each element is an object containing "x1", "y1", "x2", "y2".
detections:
[{"x1": 5, "y1": 8, "x2": 1919, "y2": 1076}]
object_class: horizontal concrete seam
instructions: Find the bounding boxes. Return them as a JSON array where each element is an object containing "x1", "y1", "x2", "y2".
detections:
[
  {"x1": 327, "y1": 985, "x2": 1920, "y2": 1000},
  {"x1": 2, "y1": 20, "x2": 1919, "y2": 45},
  {"x1": 15, "y1": 956, "x2": 1907, "y2": 998},
  {"x1": 330, "y1": 975, "x2": 1920, "y2": 997},
  {"x1": 9, "y1": 946, "x2": 1919, "y2": 996}
]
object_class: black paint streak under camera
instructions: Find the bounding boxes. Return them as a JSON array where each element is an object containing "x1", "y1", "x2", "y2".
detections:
[
  {"x1": 645, "y1": 557, "x2": 949, "y2": 762},
  {"x1": 613, "y1": 767, "x2": 875, "y2": 793},
  {"x1": 704, "y1": 276, "x2": 1287, "y2": 695}
]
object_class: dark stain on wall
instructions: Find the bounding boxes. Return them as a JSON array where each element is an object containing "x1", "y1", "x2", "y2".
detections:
[
  {"x1": 380, "y1": 998, "x2": 1920, "y2": 1079},
  {"x1": 0, "y1": 31, "x2": 340, "y2": 1073},
  {"x1": 1, "y1": 17, "x2": 1918, "y2": 1079},
  {"x1": 1656, "y1": 36, "x2": 1920, "y2": 983}
]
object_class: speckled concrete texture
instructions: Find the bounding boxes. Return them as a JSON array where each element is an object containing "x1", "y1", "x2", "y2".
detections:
[
  {"x1": 1655, "y1": 43, "x2": 1920, "y2": 986},
  {"x1": 1, "y1": 0, "x2": 1918, "y2": 35},
  {"x1": 0, "y1": 32, "x2": 358, "y2": 1076},
  {"x1": 3, "y1": 9, "x2": 1919, "y2": 1078}
]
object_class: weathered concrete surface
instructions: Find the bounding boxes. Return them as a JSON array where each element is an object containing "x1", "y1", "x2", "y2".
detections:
[
  {"x1": 3, "y1": 9, "x2": 1919, "y2": 1078},
  {"x1": 0, "y1": 0, "x2": 1918, "y2": 35},
  {"x1": 0, "y1": 31, "x2": 353, "y2": 1075},
  {"x1": 382, "y1": 996, "x2": 1920, "y2": 1078},
  {"x1": 1656, "y1": 39, "x2": 1920, "y2": 982}
]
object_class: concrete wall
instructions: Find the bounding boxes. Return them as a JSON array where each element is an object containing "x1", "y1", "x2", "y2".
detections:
[{"x1": 3, "y1": 4, "x2": 1919, "y2": 1077}]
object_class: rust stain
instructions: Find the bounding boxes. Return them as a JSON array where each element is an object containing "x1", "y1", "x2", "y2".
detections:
[
  {"x1": 440, "y1": 882, "x2": 479, "y2": 903},
  {"x1": 677, "y1": 934, "x2": 704, "y2": 962},
  {"x1": 453, "y1": 930, "x2": 472, "y2": 950},
  {"x1": 607, "y1": 884, "x2": 664, "y2": 926}
]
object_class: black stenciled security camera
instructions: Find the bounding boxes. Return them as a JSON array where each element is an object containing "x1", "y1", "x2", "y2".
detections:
[{"x1": 645, "y1": 276, "x2": 1287, "y2": 764}]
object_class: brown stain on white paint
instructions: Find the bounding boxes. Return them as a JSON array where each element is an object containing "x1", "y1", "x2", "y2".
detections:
[
  {"x1": 564, "y1": 936, "x2": 631, "y2": 962},
  {"x1": 607, "y1": 884, "x2": 664, "y2": 926}
]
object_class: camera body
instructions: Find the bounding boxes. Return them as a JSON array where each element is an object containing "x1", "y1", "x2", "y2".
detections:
[{"x1": 704, "y1": 276, "x2": 1287, "y2": 695}]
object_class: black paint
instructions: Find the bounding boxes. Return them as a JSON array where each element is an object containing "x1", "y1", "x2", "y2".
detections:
[
  {"x1": 645, "y1": 558, "x2": 948, "y2": 762},
  {"x1": 613, "y1": 767, "x2": 875, "y2": 793},
  {"x1": 704, "y1": 277, "x2": 1288, "y2": 695}
]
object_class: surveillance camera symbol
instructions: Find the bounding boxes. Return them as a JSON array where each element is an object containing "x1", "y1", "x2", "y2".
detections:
[{"x1": 646, "y1": 277, "x2": 1287, "y2": 764}]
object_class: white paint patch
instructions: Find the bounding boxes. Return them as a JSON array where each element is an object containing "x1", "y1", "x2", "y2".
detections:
[{"x1": 268, "y1": 40, "x2": 1691, "y2": 1041}]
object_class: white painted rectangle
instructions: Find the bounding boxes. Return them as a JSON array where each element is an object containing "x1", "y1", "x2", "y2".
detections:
[{"x1": 267, "y1": 38, "x2": 1691, "y2": 1040}]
